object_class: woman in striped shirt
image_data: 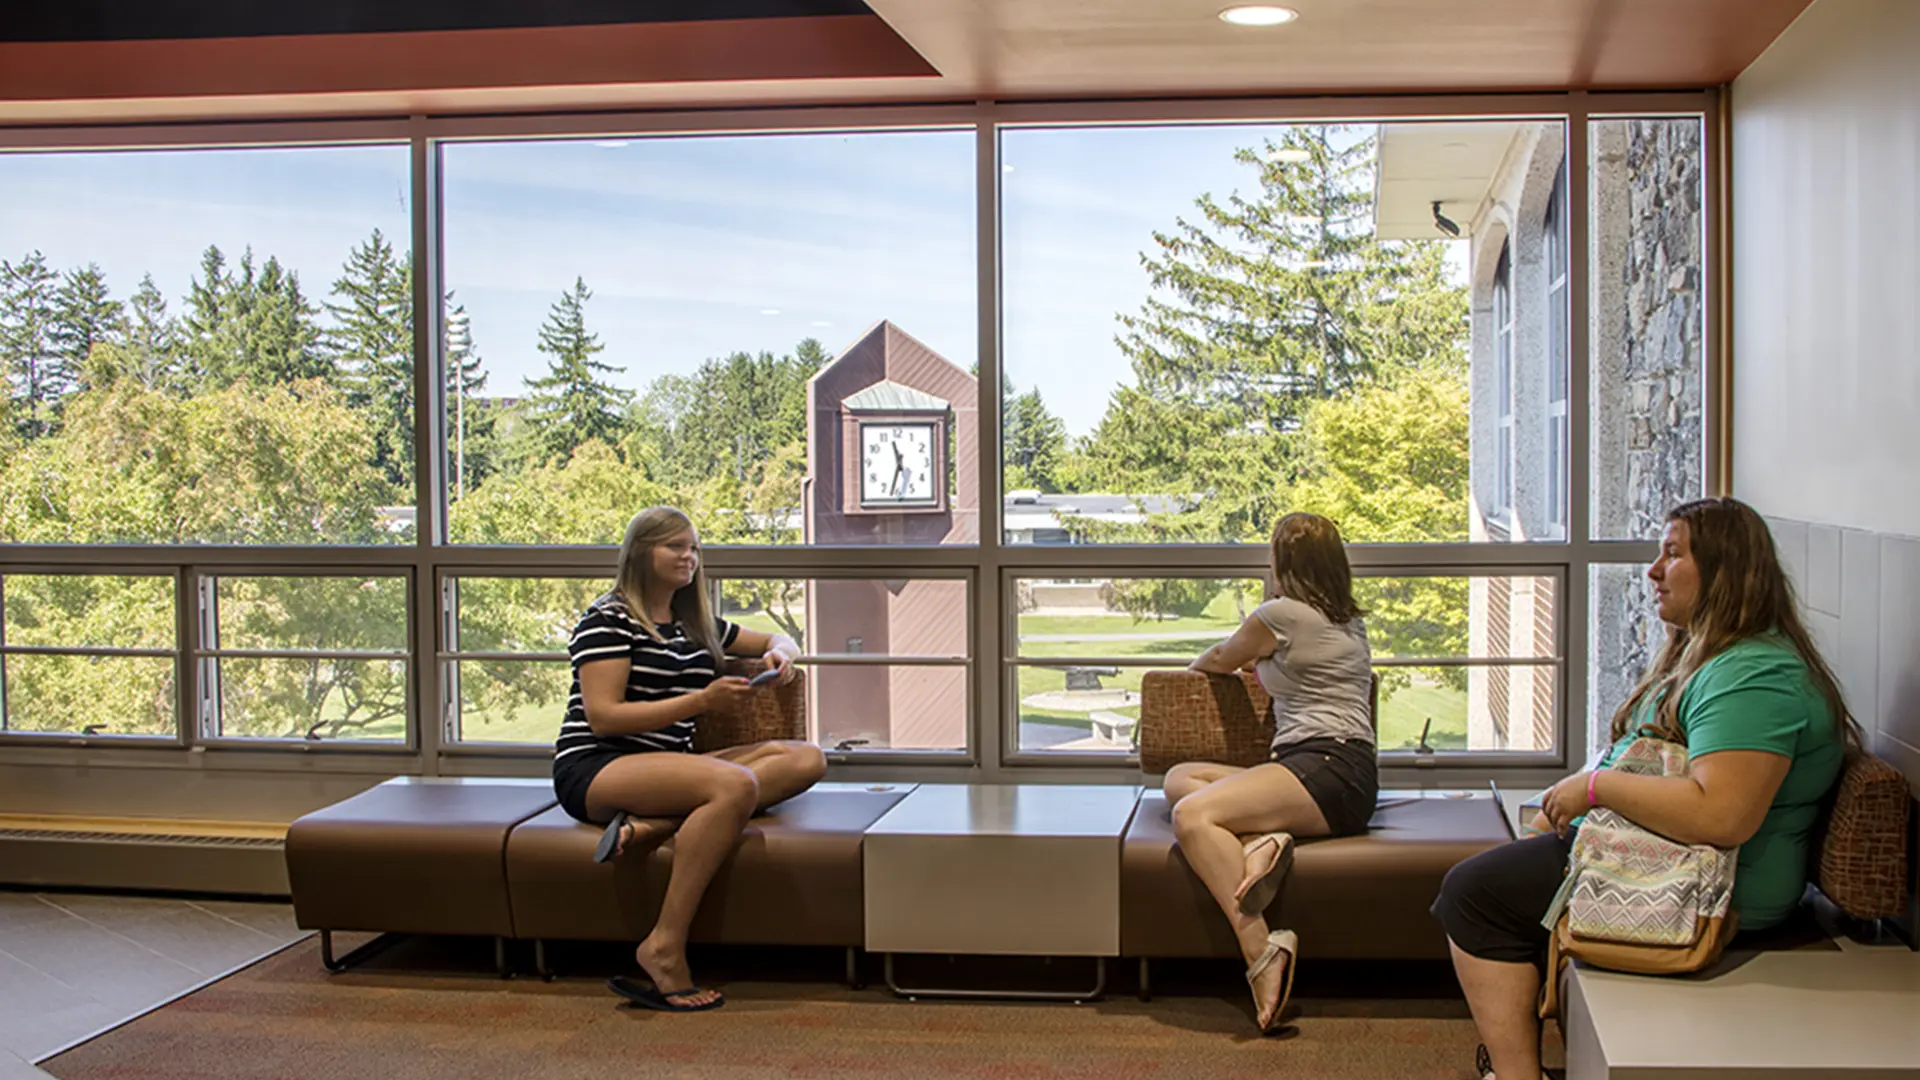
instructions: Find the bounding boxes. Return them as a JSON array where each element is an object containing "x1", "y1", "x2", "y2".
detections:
[{"x1": 553, "y1": 506, "x2": 826, "y2": 1013}]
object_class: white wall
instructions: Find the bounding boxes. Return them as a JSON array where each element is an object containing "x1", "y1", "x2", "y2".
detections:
[
  {"x1": 1732, "y1": 0, "x2": 1920, "y2": 791},
  {"x1": 1732, "y1": 0, "x2": 1920, "y2": 538}
]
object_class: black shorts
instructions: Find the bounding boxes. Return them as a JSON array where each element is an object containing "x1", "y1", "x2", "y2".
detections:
[
  {"x1": 1430, "y1": 831, "x2": 1575, "y2": 965},
  {"x1": 1271, "y1": 736, "x2": 1379, "y2": 837},
  {"x1": 552, "y1": 746, "x2": 642, "y2": 825}
]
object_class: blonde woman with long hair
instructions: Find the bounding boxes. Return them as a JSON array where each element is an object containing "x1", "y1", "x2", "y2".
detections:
[
  {"x1": 1167, "y1": 512, "x2": 1378, "y2": 1034},
  {"x1": 1431, "y1": 497, "x2": 1862, "y2": 1080},
  {"x1": 552, "y1": 506, "x2": 826, "y2": 1013}
]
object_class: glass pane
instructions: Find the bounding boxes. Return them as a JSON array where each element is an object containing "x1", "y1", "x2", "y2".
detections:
[
  {"x1": 0, "y1": 145, "x2": 415, "y2": 544},
  {"x1": 215, "y1": 657, "x2": 406, "y2": 741},
  {"x1": 1016, "y1": 664, "x2": 1142, "y2": 754},
  {"x1": 1589, "y1": 562, "x2": 1663, "y2": 762},
  {"x1": 214, "y1": 577, "x2": 408, "y2": 653},
  {"x1": 815, "y1": 663, "x2": 966, "y2": 753},
  {"x1": 1014, "y1": 578, "x2": 1258, "y2": 658},
  {"x1": 1381, "y1": 664, "x2": 1556, "y2": 754},
  {"x1": 454, "y1": 658, "x2": 568, "y2": 746},
  {"x1": 719, "y1": 578, "x2": 970, "y2": 657},
  {"x1": 1590, "y1": 117, "x2": 1705, "y2": 540},
  {"x1": 452, "y1": 577, "x2": 605, "y2": 654},
  {"x1": 3, "y1": 574, "x2": 173, "y2": 649},
  {"x1": 1, "y1": 655, "x2": 173, "y2": 737},
  {"x1": 1002, "y1": 120, "x2": 1566, "y2": 545},
  {"x1": 440, "y1": 131, "x2": 978, "y2": 546}
]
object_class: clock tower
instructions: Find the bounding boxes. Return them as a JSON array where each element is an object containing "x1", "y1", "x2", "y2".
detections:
[{"x1": 804, "y1": 321, "x2": 977, "y2": 750}]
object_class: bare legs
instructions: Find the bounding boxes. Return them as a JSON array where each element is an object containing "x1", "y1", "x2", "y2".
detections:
[
  {"x1": 1448, "y1": 941, "x2": 1545, "y2": 1080},
  {"x1": 1165, "y1": 761, "x2": 1332, "y2": 1030},
  {"x1": 583, "y1": 741, "x2": 826, "y2": 1005}
]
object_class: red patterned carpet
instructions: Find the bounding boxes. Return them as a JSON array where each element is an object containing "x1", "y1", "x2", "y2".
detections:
[{"x1": 41, "y1": 935, "x2": 1502, "y2": 1079}]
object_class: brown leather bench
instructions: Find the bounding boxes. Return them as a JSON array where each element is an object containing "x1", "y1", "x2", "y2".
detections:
[
  {"x1": 284, "y1": 778, "x2": 559, "y2": 974},
  {"x1": 505, "y1": 782, "x2": 913, "y2": 980},
  {"x1": 1123, "y1": 789, "x2": 1509, "y2": 968}
]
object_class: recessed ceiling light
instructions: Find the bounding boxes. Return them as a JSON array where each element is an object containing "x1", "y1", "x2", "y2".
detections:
[{"x1": 1219, "y1": 6, "x2": 1299, "y2": 27}]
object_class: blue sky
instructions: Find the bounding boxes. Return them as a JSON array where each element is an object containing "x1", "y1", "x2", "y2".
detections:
[{"x1": 0, "y1": 126, "x2": 1466, "y2": 439}]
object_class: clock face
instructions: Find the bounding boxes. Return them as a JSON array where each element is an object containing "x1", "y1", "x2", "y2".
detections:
[{"x1": 860, "y1": 422, "x2": 937, "y2": 505}]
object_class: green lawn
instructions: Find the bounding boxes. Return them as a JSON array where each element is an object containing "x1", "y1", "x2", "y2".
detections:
[{"x1": 1015, "y1": 588, "x2": 1247, "y2": 639}]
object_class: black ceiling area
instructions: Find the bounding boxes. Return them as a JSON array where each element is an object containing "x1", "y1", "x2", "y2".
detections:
[{"x1": 0, "y1": 0, "x2": 879, "y2": 42}]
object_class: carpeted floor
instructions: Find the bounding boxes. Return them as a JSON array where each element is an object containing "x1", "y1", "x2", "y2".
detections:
[{"x1": 40, "y1": 935, "x2": 1512, "y2": 1079}]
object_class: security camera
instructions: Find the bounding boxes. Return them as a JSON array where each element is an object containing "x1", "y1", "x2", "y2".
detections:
[{"x1": 1431, "y1": 201, "x2": 1461, "y2": 238}]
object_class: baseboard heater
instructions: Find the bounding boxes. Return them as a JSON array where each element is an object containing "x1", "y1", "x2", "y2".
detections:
[{"x1": 0, "y1": 826, "x2": 290, "y2": 897}]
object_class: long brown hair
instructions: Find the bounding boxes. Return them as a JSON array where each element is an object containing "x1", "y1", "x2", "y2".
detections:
[
  {"x1": 1269, "y1": 512, "x2": 1365, "y2": 625},
  {"x1": 611, "y1": 506, "x2": 722, "y2": 662},
  {"x1": 1610, "y1": 497, "x2": 1862, "y2": 753}
]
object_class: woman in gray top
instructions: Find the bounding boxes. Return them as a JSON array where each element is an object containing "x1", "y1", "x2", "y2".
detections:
[{"x1": 1167, "y1": 511, "x2": 1378, "y2": 1034}]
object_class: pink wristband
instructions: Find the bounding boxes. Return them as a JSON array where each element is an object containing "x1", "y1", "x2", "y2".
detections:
[{"x1": 1586, "y1": 770, "x2": 1601, "y2": 808}]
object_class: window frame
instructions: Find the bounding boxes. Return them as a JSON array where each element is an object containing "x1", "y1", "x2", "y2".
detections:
[
  {"x1": 1545, "y1": 159, "x2": 1572, "y2": 539},
  {"x1": 0, "y1": 93, "x2": 1721, "y2": 791},
  {"x1": 1493, "y1": 240, "x2": 1516, "y2": 524}
]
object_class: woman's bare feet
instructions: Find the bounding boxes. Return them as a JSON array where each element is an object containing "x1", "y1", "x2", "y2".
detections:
[
  {"x1": 635, "y1": 933, "x2": 721, "y2": 1007},
  {"x1": 1243, "y1": 928, "x2": 1297, "y2": 1034},
  {"x1": 611, "y1": 816, "x2": 677, "y2": 858}
]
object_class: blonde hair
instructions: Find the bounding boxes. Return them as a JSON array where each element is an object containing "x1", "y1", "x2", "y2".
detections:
[
  {"x1": 612, "y1": 506, "x2": 722, "y2": 662},
  {"x1": 1611, "y1": 497, "x2": 1862, "y2": 754},
  {"x1": 1268, "y1": 512, "x2": 1365, "y2": 625}
]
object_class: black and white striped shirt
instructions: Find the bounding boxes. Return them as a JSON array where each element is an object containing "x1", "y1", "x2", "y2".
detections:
[{"x1": 554, "y1": 595, "x2": 740, "y2": 762}]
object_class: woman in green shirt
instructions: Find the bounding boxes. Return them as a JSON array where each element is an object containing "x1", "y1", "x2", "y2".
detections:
[{"x1": 1431, "y1": 497, "x2": 1862, "y2": 1080}]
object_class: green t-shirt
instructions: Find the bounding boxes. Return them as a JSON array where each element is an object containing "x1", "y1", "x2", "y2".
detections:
[{"x1": 1597, "y1": 634, "x2": 1844, "y2": 931}]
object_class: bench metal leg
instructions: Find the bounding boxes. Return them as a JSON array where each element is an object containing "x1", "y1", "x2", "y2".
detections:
[
  {"x1": 883, "y1": 953, "x2": 1106, "y2": 1004},
  {"x1": 846, "y1": 946, "x2": 863, "y2": 989},
  {"x1": 320, "y1": 929, "x2": 402, "y2": 973},
  {"x1": 1137, "y1": 957, "x2": 1151, "y2": 1001},
  {"x1": 535, "y1": 939, "x2": 556, "y2": 981},
  {"x1": 496, "y1": 936, "x2": 512, "y2": 979}
]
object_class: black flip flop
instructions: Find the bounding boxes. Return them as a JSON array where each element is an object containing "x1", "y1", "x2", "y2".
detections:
[
  {"x1": 607, "y1": 975, "x2": 725, "y2": 1012},
  {"x1": 592, "y1": 812, "x2": 630, "y2": 864}
]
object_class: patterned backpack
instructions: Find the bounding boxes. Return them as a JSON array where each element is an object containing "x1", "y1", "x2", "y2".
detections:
[{"x1": 1537, "y1": 734, "x2": 1740, "y2": 1020}]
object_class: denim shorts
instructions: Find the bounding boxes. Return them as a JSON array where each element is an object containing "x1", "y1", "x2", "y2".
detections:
[{"x1": 1270, "y1": 736, "x2": 1379, "y2": 836}]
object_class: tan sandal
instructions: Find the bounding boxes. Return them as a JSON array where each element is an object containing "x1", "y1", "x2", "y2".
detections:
[
  {"x1": 1245, "y1": 928, "x2": 1297, "y2": 1033},
  {"x1": 1235, "y1": 831, "x2": 1295, "y2": 915}
]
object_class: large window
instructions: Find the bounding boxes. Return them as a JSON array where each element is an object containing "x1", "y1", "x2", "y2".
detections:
[
  {"x1": 1011, "y1": 574, "x2": 1560, "y2": 756},
  {"x1": 999, "y1": 121, "x2": 1569, "y2": 550},
  {"x1": 202, "y1": 576, "x2": 410, "y2": 743},
  {"x1": 0, "y1": 574, "x2": 176, "y2": 738},
  {"x1": 0, "y1": 100, "x2": 1714, "y2": 774},
  {"x1": 438, "y1": 131, "x2": 977, "y2": 548},
  {"x1": 0, "y1": 144, "x2": 415, "y2": 545},
  {"x1": 444, "y1": 575, "x2": 970, "y2": 755}
]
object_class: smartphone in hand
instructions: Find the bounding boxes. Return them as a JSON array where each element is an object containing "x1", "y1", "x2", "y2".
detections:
[{"x1": 748, "y1": 667, "x2": 782, "y2": 688}]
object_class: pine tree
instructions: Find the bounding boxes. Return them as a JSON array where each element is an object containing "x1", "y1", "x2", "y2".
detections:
[
  {"x1": 181, "y1": 245, "x2": 329, "y2": 390},
  {"x1": 325, "y1": 229, "x2": 414, "y2": 488},
  {"x1": 180, "y1": 245, "x2": 232, "y2": 388},
  {"x1": 125, "y1": 274, "x2": 178, "y2": 391},
  {"x1": 0, "y1": 251, "x2": 63, "y2": 438},
  {"x1": 1082, "y1": 125, "x2": 1467, "y2": 543},
  {"x1": 443, "y1": 293, "x2": 493, "y2": 498},
  {"x1": 1004, "y1": 384, "x2": 1069, "y2": 493},
  {"x1": 52, "y1": 264, "x2": 125, "y2": 394},
  {"x1": 523, "y1": 278, "x2": 627, "y2": 463}
]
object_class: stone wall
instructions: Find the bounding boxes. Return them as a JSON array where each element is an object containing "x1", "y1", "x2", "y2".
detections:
[{"x1": 1589, "y1": 118, "x2": 1705, "y2": 756}]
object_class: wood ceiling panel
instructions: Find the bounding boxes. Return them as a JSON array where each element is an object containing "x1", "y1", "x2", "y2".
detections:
[{"x1": 0, "y1": 0, "x2": 1813, "y2": 124}]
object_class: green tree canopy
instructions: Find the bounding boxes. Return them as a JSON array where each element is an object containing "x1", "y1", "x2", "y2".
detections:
[
  {"x1": 1004, "y1": 384, "x2": 1070, "y2": 493},
  {"x1": 181, "y1": 246, "x2": 331, "y2": 389},
  {"x1": 1080, "y1": 125, "x2": 1468, "y2": 543},
  {"x1": 325, "y1": 229, "x2": 414, "y2": 490},
  {"x1": 521, "y1": 278, "x2": 627, "y2": 464},
  {"x1": 1, "y1": 251, "x2": 64, "y2": 438}
]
